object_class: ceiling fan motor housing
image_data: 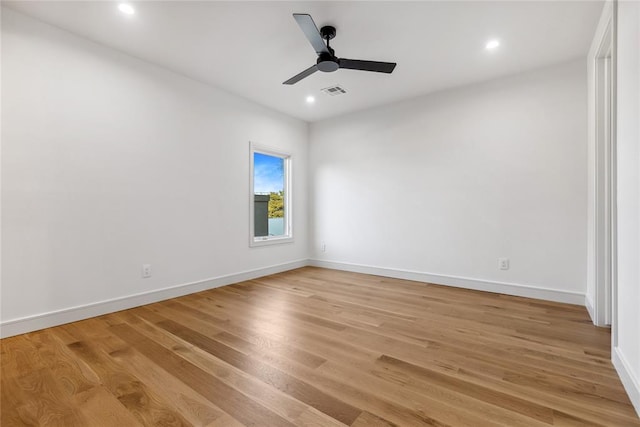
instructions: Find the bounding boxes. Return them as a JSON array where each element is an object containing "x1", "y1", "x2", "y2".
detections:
[{"x1": 317, "y1": 53, "x2": 339, "y2": 72}]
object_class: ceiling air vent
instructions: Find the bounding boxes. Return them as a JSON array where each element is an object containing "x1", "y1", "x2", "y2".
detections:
[{"x1": 321, "y1": 85, "x2": 347, "y2": 96}]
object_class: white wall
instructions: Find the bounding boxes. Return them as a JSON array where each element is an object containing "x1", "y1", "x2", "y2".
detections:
[
  {"x1": 1, "y1": 8, "x2": 309, "y2": 336},
  {"x1": 310, "y1": 60, "x2": 587, "y2": 303},
  {"x1": 614, "y1": 0, "x2": 640, "y2": 416}
]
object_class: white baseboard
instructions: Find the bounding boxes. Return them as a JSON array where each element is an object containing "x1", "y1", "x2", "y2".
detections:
[
  {"x1": 585, "y1": 295, "x2": 596, "y2": 323},
  {"x1": 613, "y1": 346, "x2": 640, "y2": 418},
  {"x1": 309, "y1": 259, "x2": 585, "y2": 305},
  {"x1": 0, "y1": 259, "x2": 308, "y2": 339}
]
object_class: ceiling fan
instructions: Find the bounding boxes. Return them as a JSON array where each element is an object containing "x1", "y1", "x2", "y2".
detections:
[{"x1": 283, "y1": 13, "x2": 397, "y2": 85}]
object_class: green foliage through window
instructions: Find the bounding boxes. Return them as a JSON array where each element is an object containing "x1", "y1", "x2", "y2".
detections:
[{"x1": 268, "y1": 191, "x2": 284, "y2": 218}]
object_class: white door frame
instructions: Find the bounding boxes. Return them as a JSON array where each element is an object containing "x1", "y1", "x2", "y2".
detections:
[{"x1": 587, "y1": 1, "x2": 617, "y2": 335}]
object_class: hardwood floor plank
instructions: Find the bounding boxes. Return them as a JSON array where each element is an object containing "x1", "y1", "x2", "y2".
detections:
[
  {"x1": 375, "y1": 354, "x2": 554, "y2": 423},
  {"x1": 318, "y1": 360, "x2": 541, "y2": 427},
  {"x1": 65, "y1": 339, "x2": 191, "y2": 426},
  {"x1": 71, "y1": 386, "x2": 144, "y2": 427},
  {"x1": 119, "y1": 312, "x2": 345, "y2": 427},
  {"x1": 12, "y1": 367, "x2": 87, "y2": 426},
  {"x1": 1, "y1": 335, "x2": 48, "y2": 377},
  {"x1": 351, "y1": 411, "x2": 399, "y2": 427},
  {"x1": 26, "y1": 331, "x2": 99, "y2": 397},
  {"x1": 110, "y1": 322, "x2": 297, "y2": 427},
  {"x1": 155, "y1": 318, "x2": 363, "y2": 425},
  {"x1": 1, "y1": 373, "x2": 40, "y2": 426},
  {"x1": 158, "y1": 299, "x2": 328, "y2": 369},
  {"x1": 106, "y1": 344, "x2": 232, "y2": 427},
  {"x1": 2, "y1": 267, "x2": 639, "y2": 426}
]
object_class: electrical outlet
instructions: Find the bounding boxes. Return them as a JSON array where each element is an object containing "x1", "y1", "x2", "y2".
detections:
[
  {"x1": 142, "y1": 264, "x2": 152, "y2": 278},
  {"x1": 498, "y1": 258, "x2": 510, "y2": 270},
  {"x1": 321, "y1": 242, "x2": 326, "y2": 252}
]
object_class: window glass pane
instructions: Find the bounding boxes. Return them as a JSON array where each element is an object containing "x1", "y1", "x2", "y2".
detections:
[{"x1": 253, "y1": 152, "x2": 285, "y2": 237}]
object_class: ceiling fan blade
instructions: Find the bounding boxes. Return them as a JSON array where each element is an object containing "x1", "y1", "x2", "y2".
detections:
[
  {"x1": 293, "y1": 13, "x2": 329, "y2": 55},
  {"x1": 339, "y1": 59, "x2": 397, "y2": 73},
  {"x1": 283, "y1": 64, "x2": 318, "y2": 85}
]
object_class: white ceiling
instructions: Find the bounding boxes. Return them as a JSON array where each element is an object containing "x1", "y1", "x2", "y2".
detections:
[{"x1": 4, "y1": 1, "x2": 603, "y2": 122}]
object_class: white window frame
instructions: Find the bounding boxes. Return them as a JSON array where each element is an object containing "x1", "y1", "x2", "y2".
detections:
[{"x1": 249, "y1": 142, "x2": 293, "y2": 247}]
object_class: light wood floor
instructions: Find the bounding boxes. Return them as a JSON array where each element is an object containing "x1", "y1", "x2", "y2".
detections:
[{"x1": 2, "y1": 267, "x2": 639, "y2": 426}]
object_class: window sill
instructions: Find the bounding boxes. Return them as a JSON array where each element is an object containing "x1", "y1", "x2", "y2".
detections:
[{"x1": 250, "y1": 236, "x2": 294, "y2": 247}]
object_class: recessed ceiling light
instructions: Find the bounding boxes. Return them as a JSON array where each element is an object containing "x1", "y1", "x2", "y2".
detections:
[
  {"x1": 306, "y1": 95, "x2": 315, "y2": 104},
  {"x1": 118, "y1": 3, "x2": 135, "y2": 15},
  {"x1": 486, "y1": 39, "x2": 500, "y2": 50}
]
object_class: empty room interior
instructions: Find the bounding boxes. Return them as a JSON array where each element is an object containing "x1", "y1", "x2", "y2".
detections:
[{"x1": 2, "y1": 1, "x2": 640, "y2": 426}]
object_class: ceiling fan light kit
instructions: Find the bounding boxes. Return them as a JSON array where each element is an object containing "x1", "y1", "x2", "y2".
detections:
[{"x1": 283, "y1": 13, "x2": 397, "y2": 85}]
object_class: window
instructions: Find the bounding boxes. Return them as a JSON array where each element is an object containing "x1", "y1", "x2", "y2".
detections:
[{"x1": 249, "y1": 143, "x2": 292, "y2": 246}]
